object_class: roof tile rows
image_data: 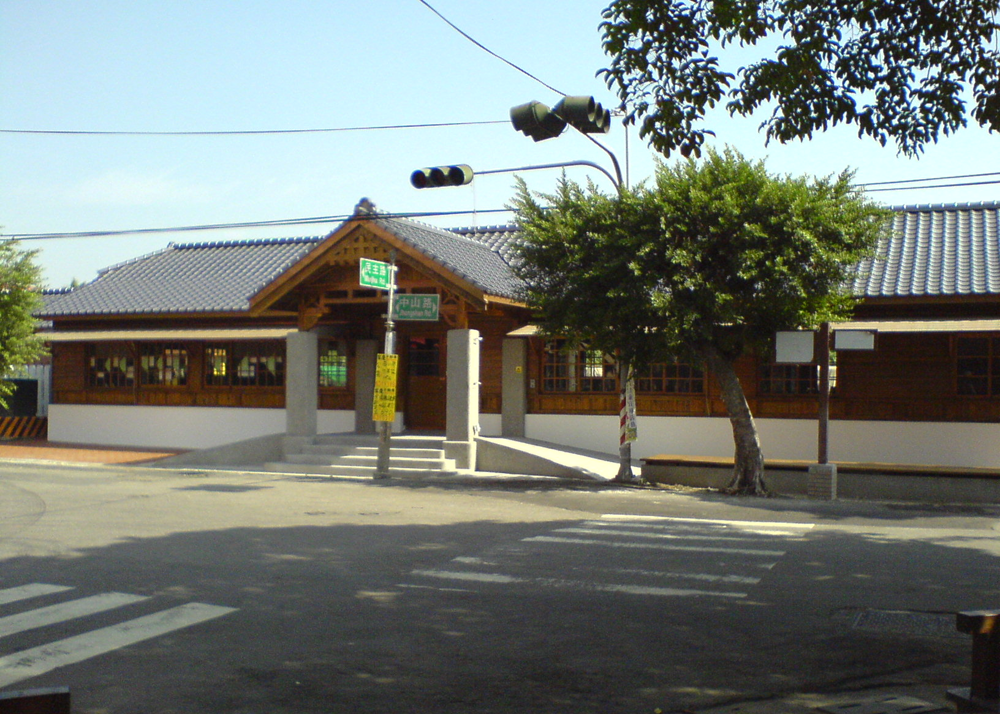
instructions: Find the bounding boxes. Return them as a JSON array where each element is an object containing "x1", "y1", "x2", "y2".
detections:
[
  {"x1": 853, "y1": 201, "x2": 1000, "y2": 297},
  {"x1": 39, "y1": 199, "x2": 1000, "y2": 319}
]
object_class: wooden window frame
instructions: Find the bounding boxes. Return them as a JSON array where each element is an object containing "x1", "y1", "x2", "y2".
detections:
[
  {"x1": 759, "y1": 363, "x2": 819, "y2": 396},
  {"x1": 956, "y1": 335, "x2": 1000, "y2": 397},
  {"x1": 203, "y1": 341, "x2": 285, "y2": 388},
  {"x1": 542, "y1": 340, "x2": 618, "y2": 394},
  {"x1": 138, "y1": 343, "x2": 188, "y2": 387},
  {"x1": 319, "y1": 339, "x2": 349, "y2": 389},
  {"x1": 636, "y1": 358, "x2": 705, "y2": 394},
  {"x1": 86, "y1": 343, "x2": 135, "y2": 388}
]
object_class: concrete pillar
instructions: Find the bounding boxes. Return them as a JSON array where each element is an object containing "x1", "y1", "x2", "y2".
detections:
[
  {"x1": 445, "y1": 329, "x2": 480, "y2": 469},
  {"x1": 285, "y1": 330, "x2": 318, "y2": 438},
  {"x1": 501, "y1": 338, "x2": 527, "y2": 438},
  {"x1": 354, "y1": 339, "x2": 378, "y2": 435}
]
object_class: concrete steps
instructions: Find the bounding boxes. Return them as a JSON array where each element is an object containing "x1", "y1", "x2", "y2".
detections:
[{"x1": 262, "y1": 433, "x2": 458, "y2": 478}]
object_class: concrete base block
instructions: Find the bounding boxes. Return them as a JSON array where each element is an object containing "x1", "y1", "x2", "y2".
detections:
[
  {"x1": 444, "y1": 440, "x2": 476, "y2": 470},
  {"x1": 808, "y1": 463, "x2": 838, "y2": 500}
]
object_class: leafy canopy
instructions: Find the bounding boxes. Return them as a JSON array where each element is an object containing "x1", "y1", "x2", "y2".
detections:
[
  {"x1": 0, "y1": 241, "x2": 45, "y2": 407},
  {"x1": 510, "y1": 177, "x2": 668, "y2": 369},
  {"x1": 634, "y1": 147, "x2": 888, "y2": 358},
  {"x1": 599, "y1": 0, "x2": 1000, "y2": 157},
  {"x1": 511, "y1": 149, "x2": 888, "y2": 365}
]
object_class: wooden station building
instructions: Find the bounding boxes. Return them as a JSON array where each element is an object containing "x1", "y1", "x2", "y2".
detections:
[{"x1": 37, "y1": 198, "x2": 1000, "y2": 470}]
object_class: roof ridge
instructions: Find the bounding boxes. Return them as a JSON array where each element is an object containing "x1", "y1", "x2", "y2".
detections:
[
  {"x1": 173, "y1": 235, "x2": 322, "y2": 250},
  {"x1": 96, "y1": 244, "x2": 177, "y2": 278},
  {"x1": 890, "y1": 200, "x2": 1000, "y2": 212}
]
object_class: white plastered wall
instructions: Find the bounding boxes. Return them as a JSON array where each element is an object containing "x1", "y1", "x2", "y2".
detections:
[
  {"x1": 525, "y1": 414, "x2": 1000, "y2": 470},
  {"x1": 48, "y1": 405, "x2": 355, "y2": 450}
]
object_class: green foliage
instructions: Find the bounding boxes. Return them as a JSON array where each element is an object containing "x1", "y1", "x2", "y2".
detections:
[
  {"x1": 510, "y1": 176, "x2": 669, "y2": 371},
  {"x1": 636, "y1": 147, "x2": 889, "y2": 359},
  {"x1": 599, "y1": 0, "x2": 1000, "y2": 157},
  {"x1": 512, "y1": 148, "x2": 888, "y2": 364},
  {"x1": 0, "y1": 241, "x2": 45, "y2": 408}
]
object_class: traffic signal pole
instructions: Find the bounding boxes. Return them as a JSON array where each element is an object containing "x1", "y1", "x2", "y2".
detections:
[{"x1": 374, "y1": 251, "x2": 398, "y2": 479}]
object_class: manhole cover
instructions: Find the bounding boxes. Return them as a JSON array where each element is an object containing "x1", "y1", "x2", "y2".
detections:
[
  {"x1": 851, "y1": 609, "x2": 957, "y2": 637},
  {"x1": 817, "y1": 694, "x2": 947, "y2": 714}
]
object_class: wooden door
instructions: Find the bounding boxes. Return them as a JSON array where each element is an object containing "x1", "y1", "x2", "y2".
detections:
[{"x1": 405, "y1": 336, "x2": 446, "y2": 431}]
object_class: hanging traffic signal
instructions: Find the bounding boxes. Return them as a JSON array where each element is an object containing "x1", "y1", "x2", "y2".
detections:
[
  {"x1": 510, "y1": 100, "x2": 567, "y2": 142},
  {"x1": 553, "y1": 96, "x2": 611, "y2": 134},
  {"x1": 410, "y1": 164, "x2": 474, "y2": 189}
]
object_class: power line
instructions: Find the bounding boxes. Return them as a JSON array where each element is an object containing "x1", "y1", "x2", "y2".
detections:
[
  {"x1": 416, "y1": 0, "x2": 565, "y2": 97},
  {"x1": 859, "y1": 171, "x2": 1000, "y2": 188},
  {"x1": 864, "y1": 178, "x2": 1000, "y2": 192},
  {"x1": 0, "y1": 120, "x2": 507, "y2": 137},
  {"x1": 1, "y1": 208, "x2": 514, "y2": 242}
]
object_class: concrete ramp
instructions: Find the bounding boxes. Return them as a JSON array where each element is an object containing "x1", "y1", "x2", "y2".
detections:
[{"x1": 476, "y1": 437, "x2": 625, "y2": 482}]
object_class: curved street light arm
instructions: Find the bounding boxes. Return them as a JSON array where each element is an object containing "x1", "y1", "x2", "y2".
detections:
[{"x1": 479, "y1": 160, "x2": 620, "y2": 191}]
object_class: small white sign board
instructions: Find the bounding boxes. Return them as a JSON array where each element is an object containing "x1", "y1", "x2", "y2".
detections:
[
  {"x1": 775, "y1": 331, "x2": 815, "y2": 364},
  {"x1": 834, "y1": 330, "x2": 876, "y2": 351}
]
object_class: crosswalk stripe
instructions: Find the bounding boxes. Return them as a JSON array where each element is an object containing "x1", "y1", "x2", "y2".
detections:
[
  {"x1": 555, "y1": 526, "x2": 787, "y2": 542},
  {"x1": 524, "y1": 534, "x2": 786, "y2": 557},
  {"x1": 0, "y1": 602, "x2": 237, "y2": 689},
  {"x1": 0, "y1": 593, "x2": 149, "y2": 639},
  {"x1": 0, "y1": 585, "x2": 74, "y2": 606},
  {"x1": 410, "y1": 570, "x2": 746, "y2": 599},
  {"x1": 599, "y1": 514, "x2": 815, "y2": 533}
]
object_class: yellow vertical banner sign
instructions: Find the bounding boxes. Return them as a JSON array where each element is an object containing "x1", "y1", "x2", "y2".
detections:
[{"x1": 372, "y1": 353, "x2": 399, "y2": 423}]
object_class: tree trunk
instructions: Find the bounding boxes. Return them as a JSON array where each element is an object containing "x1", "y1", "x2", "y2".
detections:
[
  {"x1": 702, "y1": 346, "x2": 768, "y2": 496},
  {"x1": 614, "y1": 363, "x2": 636, "y2": 482}
]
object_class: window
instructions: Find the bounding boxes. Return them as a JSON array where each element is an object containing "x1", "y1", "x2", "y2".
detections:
[
  {"x1": 637, "y1": 359, "x2": 704, "y2": 394},
  {"x1": 759, "y1": 363, "x2": 818, "y2": 395},
  {"x1": 957, "y1": 336, "x2": 1000, "y2": 396},
  {"x1": 319, "y1": 340, "x2": 348, "y2": 388},
  {"x1": 204, "y1": 341, "x2": 284, "y2": 387},
  {"x1": 542, "y1": 341, "x2": 618, "y2": 393},
  {"x1": 87, "y1": 343, "x2": 134, "y2": 387},
  {"x1": 408, "y1": 338, "x2": 440, "y2": 377},
  {"x1": 139, "y1": 343, "x2": 188, "y2": 386}
]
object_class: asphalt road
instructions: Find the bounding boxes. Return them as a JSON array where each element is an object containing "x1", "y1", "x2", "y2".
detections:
[{"x1": 1, "y1": 461, "x2": 999, "y2": 714}]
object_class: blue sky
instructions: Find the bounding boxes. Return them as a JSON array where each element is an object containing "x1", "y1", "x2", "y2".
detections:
[{"x1": 3, "y1": 0, "x2": 998, "y2": 289}]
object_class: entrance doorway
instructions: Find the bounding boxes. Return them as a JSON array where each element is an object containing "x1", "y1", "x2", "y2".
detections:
[{"x1": 404, "y1": 336, "x2": 446, "y2": 431}]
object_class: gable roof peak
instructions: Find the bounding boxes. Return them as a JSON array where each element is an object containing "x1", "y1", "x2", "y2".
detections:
[{"x1": 354, "y1": 197, "x2": 378, "y2": 216}]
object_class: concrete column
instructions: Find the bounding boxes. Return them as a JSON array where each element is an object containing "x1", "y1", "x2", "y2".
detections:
[
  {"x1": 354, "y1": 339, "x2": 377, "y2": 435},
  {"x1": 285, "y1": 330, "x2": 318, "y2": 438},
  {"x1": 445, "y1": 329, "x2": 480, "y2": 469},
  {"x1": 501, "y1": 338, "x2": 527, "y2": 438}
]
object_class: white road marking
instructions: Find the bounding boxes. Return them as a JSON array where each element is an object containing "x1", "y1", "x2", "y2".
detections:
[
  {"x1": 599, "y1": 514, "x2": 815, "y2": 533},
  {"x1": 0, "y1": 602, "x2": 237, "y2": 689},
  {"x1": 524, "y1": 534, "x2": 787, "y2": 557},
  {"x1": 411, "y1": 570, "x2": 525, "y2": 584},
  {"x1": 0, "y1": 584, "x2": 74, "y2": 606},
  {"x1": 411, "y1": 570, "x2": 745, "y2": 599},
  {"x1": 0, "y1": 593, "x2": 149, "y2": 638},
  {"x1": 555, "y1": 526, "x2": 788, "y2": 542}
]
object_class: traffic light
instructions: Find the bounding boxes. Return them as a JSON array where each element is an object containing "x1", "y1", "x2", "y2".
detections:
[
  {"x1": 510, "y1": 100, "x2": 567, "y2": 142},
  {"x1": 553, "y1": 96, "x2": 611, "y2": 135},
  {"x1": 410, "y1": 164, "x2": 474, "y2": 189}
]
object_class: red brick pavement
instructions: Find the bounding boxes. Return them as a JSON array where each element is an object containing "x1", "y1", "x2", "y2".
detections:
[{"x1": 0, "y1": 439, "x2": 182, "y2": 465}]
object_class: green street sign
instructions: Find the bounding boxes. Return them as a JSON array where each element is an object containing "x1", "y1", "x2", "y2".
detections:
[
  {"x1": 393, "y1": 294, "x2": 440, "y2": 321},
  {"x1": 359, "y1": 258, "x2": 393, "y2": 290}
]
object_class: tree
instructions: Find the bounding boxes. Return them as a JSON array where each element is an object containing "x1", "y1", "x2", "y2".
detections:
[
  {"x1": 512, "y1": 149, "x2": 887, "y2": 495},
  {"x1": 510, "y1": 177, "x2": 671, "y2": 481},
  {"x1": 599, "y1": 0, "x2": 1000, "y2": 158},
  {"x1": 635, "y1": 148, "x2": 886, "y2": 493},
  {"x1": 0, "y1": 241, "x2": 45, "y2": 409}
]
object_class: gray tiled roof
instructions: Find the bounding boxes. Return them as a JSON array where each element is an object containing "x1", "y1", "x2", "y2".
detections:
[
  {"x1": 40, "y1": 237, "x2": 321, "y2": 317},
  {"x1": 38, "y1": 199, "x2": 1000, "y2": 319},
  {"x1": 367, "y1": 215, "x2": 522, "y2": 300},
  {"x1": 852, "y1": 201, "x2": 1000, "y2": 297}
]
